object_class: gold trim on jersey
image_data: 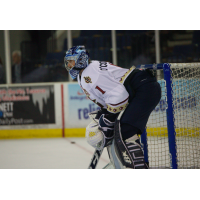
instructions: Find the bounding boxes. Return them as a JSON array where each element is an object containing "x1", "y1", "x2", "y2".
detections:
[
  {"x1": 106, "y1": 102, "x2": 129, "y2": 113},
  {"x1": 119, "y1": 66, "x2": 135, "y2": 84}
]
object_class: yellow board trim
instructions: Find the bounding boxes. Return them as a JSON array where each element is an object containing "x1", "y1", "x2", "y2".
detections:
[
  {"x1": 0, "y1": 129, "x2": 63, "y2": 139},
  {"x1": 0, "y1": 128, "x2": 86, "y2": 139},
  {"x1": 0, "y1": 127, "x2": 199, "y2": 139},
  {"x1": 146, "y1": 127, "x2": 200, "y2": 137},
  {"x1": 64, "y1": 128, "x2": 86, "y2": 137}
]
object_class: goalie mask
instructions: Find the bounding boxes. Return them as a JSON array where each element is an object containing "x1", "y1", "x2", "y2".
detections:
[{"x1": 64, "y1": 46, "x2": 90, "y2": 79}]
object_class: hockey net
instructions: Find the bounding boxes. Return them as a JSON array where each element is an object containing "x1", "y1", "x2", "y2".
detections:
[{"x1": 146, "y1": 63, "x2": 200, "y2": 169}]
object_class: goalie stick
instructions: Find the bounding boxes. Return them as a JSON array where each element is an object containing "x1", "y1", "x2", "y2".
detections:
[
  {"x1": 88, "y1": 148, "x2": 104, "y2": 169},
  {"x1": 87, "y1": 109, "x2": 125, "y2": 169}
]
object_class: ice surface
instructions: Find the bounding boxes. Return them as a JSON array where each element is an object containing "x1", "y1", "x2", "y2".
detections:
[{"x1": 0, "y1": 138, "x2": 110, "y2": 169}]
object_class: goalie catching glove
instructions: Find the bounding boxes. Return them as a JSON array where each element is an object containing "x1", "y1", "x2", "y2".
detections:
[{"x1": 86, "y1": 114, "x2": 115, "y2": 150}]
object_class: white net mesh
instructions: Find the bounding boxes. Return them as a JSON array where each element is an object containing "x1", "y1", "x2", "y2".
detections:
[{"x1": 146, "y1": 63, "x2": 200, "y2": 169}]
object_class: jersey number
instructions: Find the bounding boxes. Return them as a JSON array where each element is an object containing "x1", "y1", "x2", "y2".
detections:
[
  {"x1": 95, "y1": 86, "x2": 106, "y2": 94},
  {"x1": 99, "y1": 61, "x2": 107, "y2": 71}
]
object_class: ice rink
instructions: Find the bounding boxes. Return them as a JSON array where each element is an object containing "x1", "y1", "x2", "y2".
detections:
[
  {"x1": 0, "y1": 138, "x2": 198, "y2": 200},
  {"x1": 0, "y1": 138, "x2": 110, "y2": 169}
]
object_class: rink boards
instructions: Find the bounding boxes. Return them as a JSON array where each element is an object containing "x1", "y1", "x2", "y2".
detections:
[
  {"x1": 0, "y1": 81, "x2": 199, "y2": 139},
  {"x1": 0, "y1": 82, "x2": 98, "y2": 139}
]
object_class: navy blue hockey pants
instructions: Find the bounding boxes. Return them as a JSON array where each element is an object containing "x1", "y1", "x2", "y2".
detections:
[{"x1": 120, "y1": 79, "x2": 161, "y2": 140}]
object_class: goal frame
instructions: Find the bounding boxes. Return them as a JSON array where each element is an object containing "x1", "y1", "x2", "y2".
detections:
[{"x1": 137, "y1": 63, "x2": 200, "y2": 169}]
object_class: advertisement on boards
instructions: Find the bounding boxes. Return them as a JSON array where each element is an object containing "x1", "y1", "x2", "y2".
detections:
[
  {"x1": 0, "y1": 86, "x2": 55, "y2": 125},
  {"x1": 67, "y1": 84, "x2": 100, "y2": 128},
  {"x1": 147, "y1": 79, "x2": 198, "y2": 127}
]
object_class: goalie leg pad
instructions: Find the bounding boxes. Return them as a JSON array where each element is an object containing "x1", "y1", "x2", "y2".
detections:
[
  {"x1": 107, "y1": 140, "x2": 126, "y2": 169},
  {"x1": 125, "y1": 136, "x2": 147, "y2": 169},
  {"x1": 114, "y1": 118, "x2": 148, "y2": 169}
]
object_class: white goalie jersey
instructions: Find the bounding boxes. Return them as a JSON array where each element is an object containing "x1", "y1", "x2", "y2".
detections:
[{"x1": 77, "y1": 60, "x2": 135, "y2": 114}]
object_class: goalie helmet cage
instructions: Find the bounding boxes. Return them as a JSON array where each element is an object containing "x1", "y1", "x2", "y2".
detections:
[{"x1": 137, "y1": 63, "x2": 200, "y2": 169}]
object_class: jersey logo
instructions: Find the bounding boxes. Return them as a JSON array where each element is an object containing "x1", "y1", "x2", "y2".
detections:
[{"x1": 84, "y1": 76, "x2": 92, "y2": 83}]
